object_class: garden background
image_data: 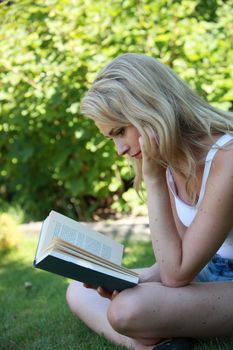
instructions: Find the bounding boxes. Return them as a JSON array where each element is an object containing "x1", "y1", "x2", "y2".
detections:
[{"x1": 0, "y1": 0, "x2": 233, "y2": 349}]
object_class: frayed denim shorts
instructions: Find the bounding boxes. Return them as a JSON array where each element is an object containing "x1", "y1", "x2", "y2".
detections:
[{"x1": 197, "y1": 254, "x2": 233, "y2": 282}]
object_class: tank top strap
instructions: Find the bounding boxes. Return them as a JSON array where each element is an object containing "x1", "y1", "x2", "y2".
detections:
[{"x1": 198, "y1": 134, "x2": 233, "y2": 204}]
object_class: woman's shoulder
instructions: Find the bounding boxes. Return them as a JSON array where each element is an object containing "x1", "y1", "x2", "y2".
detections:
[
  {"x1": 213, "y1": 133, "x2": 233, "y2": 148},
  {"x1": 204, "y1": 133, "x2": 233, "y2": 163},
  {"x1": 206, "y1": 136, "x2": 233, "y2": 190},
  {"x1": 212, "y1": 134, "x2": 233, "y2": 165},
  {"x1": 199, "y1": 133, "x2": 233, "y2": 201}
]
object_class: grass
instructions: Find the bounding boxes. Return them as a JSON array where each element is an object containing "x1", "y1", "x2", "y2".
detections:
[{"x1": 0, "y1": 236, "x2": 233, "y2": 350}]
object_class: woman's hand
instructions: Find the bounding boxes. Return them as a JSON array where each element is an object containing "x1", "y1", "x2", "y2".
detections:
[
  {"x1": 136, "y1": 264, "x2": 161, "y2": 284},
  {"x1": 84, "y1": 283, "x2": 119, "y2": 300},
  {"x1": 139, "y1": 130, "x2": 164, "y2": 181}
]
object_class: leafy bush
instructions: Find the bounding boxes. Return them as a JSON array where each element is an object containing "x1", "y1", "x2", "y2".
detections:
[
  {"x1": 0, "y1": 213, "x2": 22, "y2": 252},
  {"x1": 0, "y1": 0, "x2": 232, "y2": 222}
]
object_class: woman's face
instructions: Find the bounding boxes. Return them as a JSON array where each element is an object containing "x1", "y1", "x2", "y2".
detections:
[{"x1": 96, "y1": 122, "x2": 142, "y2": 159}]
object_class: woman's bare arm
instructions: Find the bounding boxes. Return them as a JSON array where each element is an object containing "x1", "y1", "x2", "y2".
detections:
[{"x1": 143, "y1": 137, "x2": 233, "y2": 287}]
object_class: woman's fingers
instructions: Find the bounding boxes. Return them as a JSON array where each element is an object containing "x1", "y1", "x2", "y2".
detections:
[
  {"x1": 97, "y1": 286, "x2": 119, "y2": 300},
  {"x1": 83, "y1": 283, "x2": 97, "y2": 289},
  {"x1": 139, "y1": 129, "x2": 158, "y2": 159},
  {"x1": 139, "y1": 128, "x2": 164, "y2": 179},
  {"x1": 83, "y1": 283, "x2": 119, "y2": 300},
  {"x1": 111, "y1": 290, "x2": 119, "y2": 300},
  {"x1": 139, "y1": 136, "x2": 144, "y2": 153},
  {"x1": 146, "y1": 128, "x2": 159, "y2": 159}
]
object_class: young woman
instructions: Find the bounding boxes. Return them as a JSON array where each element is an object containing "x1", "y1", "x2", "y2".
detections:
[{"x1": 66, "y1": 53, "x2": 233, "y2": 350}]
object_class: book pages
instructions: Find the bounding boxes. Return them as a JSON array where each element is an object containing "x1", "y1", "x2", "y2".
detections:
[{"x1": 45, "y1": 211, "x2": 124, "y2": 265}]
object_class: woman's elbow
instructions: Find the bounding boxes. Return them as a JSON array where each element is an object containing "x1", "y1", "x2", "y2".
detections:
[{"x1": 161, "y1": 275, "x2": 192, "y2": 288}]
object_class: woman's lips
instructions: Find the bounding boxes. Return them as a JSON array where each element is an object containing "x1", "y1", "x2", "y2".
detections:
[{"x1": 131, "y1": 151, "x2": 142, "y2": 159}]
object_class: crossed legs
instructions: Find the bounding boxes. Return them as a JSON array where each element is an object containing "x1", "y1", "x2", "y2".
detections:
[{"x1": 66, "y1": 280, "x2": 233, "y2": 350}]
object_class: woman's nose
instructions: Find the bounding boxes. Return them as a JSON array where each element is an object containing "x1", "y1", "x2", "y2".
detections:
[{"x1": 115, "y1": 140, "x2": 129, "y2": 156}]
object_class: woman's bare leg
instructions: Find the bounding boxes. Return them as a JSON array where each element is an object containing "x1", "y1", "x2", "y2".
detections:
[
  {"x1": 66, "y1": 280, "x2": 233, "y2": 349},
  {"x1": 107, "y1": 281, "x2": 233, "y2": 340},
  {"x1": 66, "y1": 281, "x2": 162, "y2": 350}
]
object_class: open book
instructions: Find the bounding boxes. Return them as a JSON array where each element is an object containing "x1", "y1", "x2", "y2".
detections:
[{"x1": 33, "y1": 211, "x2": 139, "y2": 291}]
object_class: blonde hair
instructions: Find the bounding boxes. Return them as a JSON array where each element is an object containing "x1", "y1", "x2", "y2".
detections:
[{"x1": 80, "y1": 53, "x2": 233, "y2": 203}]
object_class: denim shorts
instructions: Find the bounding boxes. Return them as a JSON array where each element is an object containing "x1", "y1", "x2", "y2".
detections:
[{"x1": 197, "y1": 254, "x2": 233, "y2": 282}]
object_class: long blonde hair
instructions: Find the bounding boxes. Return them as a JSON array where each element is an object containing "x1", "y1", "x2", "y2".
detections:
[{"x1": 80, "y1": 53, "x2": 233, "y2": 203}]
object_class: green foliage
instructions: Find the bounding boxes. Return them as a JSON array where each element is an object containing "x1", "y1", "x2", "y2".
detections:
[
  {"x1": 0, "y1": 212, "x2": 22, "y2": 251},
  {"x1": 0, "y1": 0, "x2": 232, "y2": 221}
]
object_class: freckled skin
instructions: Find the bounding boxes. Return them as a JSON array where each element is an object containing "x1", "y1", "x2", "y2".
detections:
[{"x1": 66, "y1": 127, "x2": 233, "y2": 349}]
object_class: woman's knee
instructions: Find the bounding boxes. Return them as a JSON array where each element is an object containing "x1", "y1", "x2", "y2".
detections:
[
  {"x1": 107, "y1": 283, "x2": 170, "y2": 336},
  {"x1": 107, "y1": 289, "x2": 141, "y2": 335}
]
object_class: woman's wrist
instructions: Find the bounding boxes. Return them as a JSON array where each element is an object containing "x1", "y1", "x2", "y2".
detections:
[{"x1": 143, "y1": 173, "x2": 166, "y2": 188}]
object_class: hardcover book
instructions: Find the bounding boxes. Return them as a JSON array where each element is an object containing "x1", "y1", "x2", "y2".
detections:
[{"x1": 33, "y1": 210, "x2": 139, "y2": 291}]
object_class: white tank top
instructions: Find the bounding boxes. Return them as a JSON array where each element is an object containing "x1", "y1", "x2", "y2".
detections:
[{"x1": 166, "y1": 134, "x2": 233, "y2": 259}]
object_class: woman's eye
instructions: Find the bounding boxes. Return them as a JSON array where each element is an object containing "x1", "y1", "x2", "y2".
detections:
[{"x1": 116, "y1": 128, "x2": 125, "y2": 136}]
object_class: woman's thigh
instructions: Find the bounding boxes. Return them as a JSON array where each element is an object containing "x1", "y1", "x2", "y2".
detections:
[{"x1": 107, "y1": 281, "x2": 233, "y2": 339}]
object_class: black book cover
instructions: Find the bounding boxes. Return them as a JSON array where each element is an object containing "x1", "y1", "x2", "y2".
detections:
[{"x1": 34, "y1": 255, "x2": 137, "y2": 291}]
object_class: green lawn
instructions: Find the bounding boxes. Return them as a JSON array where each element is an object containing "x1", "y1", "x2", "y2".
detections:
[{"x1": 0, "y1": 236, "x2": 232, "y2": 350}]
